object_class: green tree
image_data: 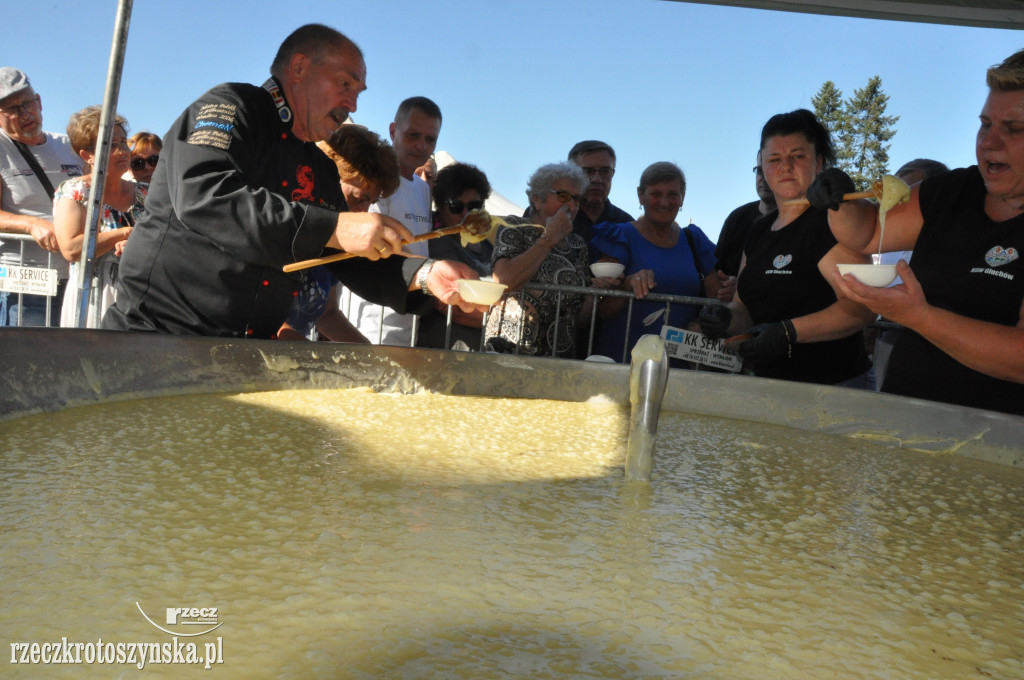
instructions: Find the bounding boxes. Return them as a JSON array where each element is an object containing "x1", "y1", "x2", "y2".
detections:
[
  {"x1": 843, "y1": 76, "x2": 899, "y2": 190},
  {"x1": 812, "y1": 76, "x2": 899, "y2": 190},
  {"x1": 811, "y1": 80, "x2": 853, "y2": 168}
]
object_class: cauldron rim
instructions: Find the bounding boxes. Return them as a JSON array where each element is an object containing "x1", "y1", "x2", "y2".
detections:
[{"x1": 1, "y1": 328, "x2": 1021, "y2": 467}]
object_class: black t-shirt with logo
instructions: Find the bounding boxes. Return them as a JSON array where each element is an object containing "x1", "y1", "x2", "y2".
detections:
[
  {"x1": 738, "y1": 207, "x2": 869, "y2": 384},
  {"x1": 883, "y1": 166, "x2": 1024, "y2": 415}
]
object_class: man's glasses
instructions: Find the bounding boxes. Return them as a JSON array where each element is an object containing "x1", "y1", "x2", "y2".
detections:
[
  {"x1": 580, "y1": 166, "x2": 614, "y2": 179},
  {"x1": 131, "y1": 155, "x2": 160, "y2": 171},
  {"x1": 446, "y1": 198, "x2": 484, "y2": 214},
  {"x1": 549, "y1": 190, "x2": 581, "y2": 204},
  {"x1": 0, "y1": 95, "x2": 39, "y2": 119}
]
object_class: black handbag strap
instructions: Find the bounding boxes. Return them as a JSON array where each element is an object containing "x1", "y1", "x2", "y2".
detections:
[
  {"x1": 682, "y1": 225, "x2": 704, "y2": 282},
  {"x1": 11, "y1": 139, "x2": 56, "y2": 201}
]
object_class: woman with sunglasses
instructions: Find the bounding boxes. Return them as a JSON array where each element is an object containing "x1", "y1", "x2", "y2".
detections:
[
  {"x1": 485, "y1": 161, "x2": 618, "y2": 357},
  {"x1": 126, "y1": 132, "x2": 161, "y2": 184},
  {"x1": 417, "y1": 162, "x2": 492, "y2": 349},
  {"x1": 54, "y1": 106, "x2": 147, "y2": 327}
]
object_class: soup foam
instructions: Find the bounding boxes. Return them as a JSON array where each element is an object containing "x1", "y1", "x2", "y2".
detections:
[{"x1": 1, "y1": 388, "x2": 1021, "y2": 679}]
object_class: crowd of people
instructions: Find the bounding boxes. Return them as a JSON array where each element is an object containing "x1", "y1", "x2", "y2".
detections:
[{"x1": 1, "y1": 25, "x2": 1021, "y2": 416}]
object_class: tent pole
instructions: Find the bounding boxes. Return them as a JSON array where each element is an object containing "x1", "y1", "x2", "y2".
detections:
[{"x1": 73, "y1": 0, "x2": 134, "y2": 328}]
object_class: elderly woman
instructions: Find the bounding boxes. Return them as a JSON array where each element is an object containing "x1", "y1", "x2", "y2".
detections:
[
  {"x1": 54, "y1": 106, "x2": 146, "y2": 328},
  {"x1": 699, "y1": 109, "x2": 875, "y2": 385},
  {"x1": 127, "y1": 131, "x2": 162, "y2": 184},
  {"x1": 417, "y1": 162, "x2": 492, "y2": 349},
  {"x1": 815, "y1": 49, "x2": 1024, "y2": 415},
  {"x1": 485, "y1": 161, "x2": 618, "y2": 357},
  {"x1": 276, "y1": 124, "x2": 400, "y2": 341},
  {"x1": 591, "y1": 161, "x2": 718, "y2": 363}
]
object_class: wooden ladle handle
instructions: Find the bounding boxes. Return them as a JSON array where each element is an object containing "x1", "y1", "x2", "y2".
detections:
[{"x1": 782, "y1": 189, "x2": 876, "y2": 207}]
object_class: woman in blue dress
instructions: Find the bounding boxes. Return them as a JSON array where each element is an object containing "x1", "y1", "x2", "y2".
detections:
[{"x1": 591, "y1": 162, "x2": 719, "y2": 363}]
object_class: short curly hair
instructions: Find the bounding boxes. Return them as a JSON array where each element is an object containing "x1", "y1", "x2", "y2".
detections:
[
  {"x1": 66, "y1": 105, "x2": 129, "y2": 157},
  {"x1": 432, "y1": 162, "x2": 491, "y2": 207},
  {"x1": 526, "y1": 161, "x2": 587, "y2": 204},
  {"x1": 319, "y1": 124, "x2": 400, "y2": 199}
]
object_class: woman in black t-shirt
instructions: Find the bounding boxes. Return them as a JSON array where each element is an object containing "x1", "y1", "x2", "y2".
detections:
[
  {"x1": 699, "y1": 109, "x2": 875, "y2": 386},
  {"x1": 813, "y1": 49, "x2": 1024, "y2": 416}
]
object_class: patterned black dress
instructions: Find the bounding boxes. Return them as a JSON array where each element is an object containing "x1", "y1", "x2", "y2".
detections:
[{"x1": 485, "y1": 216, "x2": 591, "y2": 358}]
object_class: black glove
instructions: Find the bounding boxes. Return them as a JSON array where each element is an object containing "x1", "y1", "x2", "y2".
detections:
[
  {"x1": 737, "y1": 319, "x2": 797, "y2": 363},
  {"x1": 699, "y1": 305, "x2": 732, "y2": 340},
  {"x1": 806, "y1": 168, "x2": 855, "y2": 211}
]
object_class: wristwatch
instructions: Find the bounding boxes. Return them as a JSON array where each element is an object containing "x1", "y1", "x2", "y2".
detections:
[{"x1": 416, "y1": 259, "x2": 437, "y2": 295}]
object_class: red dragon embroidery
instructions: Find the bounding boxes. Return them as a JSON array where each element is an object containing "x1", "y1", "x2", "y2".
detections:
[{"x1": 291, "y1": 164, "x2": 316, "y2": 202}]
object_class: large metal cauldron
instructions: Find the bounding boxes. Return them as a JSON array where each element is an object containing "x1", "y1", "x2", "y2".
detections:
[
  {"x1": 2, "y1": 329, "x2": 1021, "y2": 464},
  {"x1": 2, "y1": 329, "x2": 1023, "y2": 679}
]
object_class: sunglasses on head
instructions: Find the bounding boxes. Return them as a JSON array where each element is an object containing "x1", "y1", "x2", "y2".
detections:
[
  {"x1": 130, "y1": 155, "x2": 160, "y2": 171},
  {"x1": 446, "y1": 198, "x2": 484, "y2": 213}
]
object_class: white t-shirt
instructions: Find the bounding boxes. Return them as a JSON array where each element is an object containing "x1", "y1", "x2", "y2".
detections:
[
  {"x1": 0, "y1": 130, "x2": 82, "y2": 276},
  {"x1": 340, "y1": 174, "x2": 432, "y2": 346}
]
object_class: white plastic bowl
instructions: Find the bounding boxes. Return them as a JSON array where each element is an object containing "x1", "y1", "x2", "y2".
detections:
[
  {"x1": 457, "y1": 278, "x2": 507, "y2": 305},
  {"x1": 837, "y1": 263, "x2": 898, "y2": 287},
  {"x1": 590, "y1": 262, "x2": 625, "y2": 279}
]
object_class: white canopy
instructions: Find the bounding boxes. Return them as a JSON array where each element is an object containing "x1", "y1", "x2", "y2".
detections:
[{"x1": 434, "y1": 150, "x2": 525, "y2": 217}]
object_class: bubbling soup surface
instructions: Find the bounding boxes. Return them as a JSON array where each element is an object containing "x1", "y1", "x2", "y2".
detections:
[{"x1": 1, "y1": 387, "x2": 1022, "y2": 679}]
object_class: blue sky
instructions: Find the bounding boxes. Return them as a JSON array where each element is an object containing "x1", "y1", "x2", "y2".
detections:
[{"x1": 9, "y1": 1, "x2": 1021, "y2": 242}]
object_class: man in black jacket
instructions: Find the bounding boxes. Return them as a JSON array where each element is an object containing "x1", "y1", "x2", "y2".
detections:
[{"x1": 104, "y1": 24, "x2": 480, "y2": 338}]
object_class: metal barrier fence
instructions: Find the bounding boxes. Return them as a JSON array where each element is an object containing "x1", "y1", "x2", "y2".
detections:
[
  {"x1": 0, "y1": 233, "x2": 62, "y2": 327},
  {"x1": 329, "y1": 280, "x2": 712, "y2": 356},
  {"x1": 471, "y1": 282, "x2": 715, "y2": 361},
  {"x1": 333, "y1": 281, "x2": 714, "y2": 358},
  {"x1": 424, "y1": 281, "x2": 897, "y2": 361}
]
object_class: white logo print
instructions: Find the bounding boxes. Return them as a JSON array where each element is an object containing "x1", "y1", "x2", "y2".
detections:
[
  {"x1": 136, "y1": 602, "x2": 223, "y2": 636},
  {"x1": 985, "y1": 246, "x2": 1018, "y2": 267},
  {"x1": 772, "y1": 254, "x2": 793, "y2": 269}
]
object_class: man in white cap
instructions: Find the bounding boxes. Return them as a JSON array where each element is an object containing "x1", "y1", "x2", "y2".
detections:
[{"x1": 0, "y1": 67, "x2": 82, "y2": 326}]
